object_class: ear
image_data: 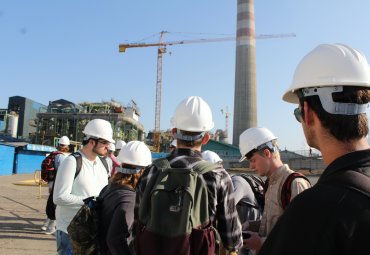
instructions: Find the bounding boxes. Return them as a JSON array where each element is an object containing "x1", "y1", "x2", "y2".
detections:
[
  {"x1": 263, "y1": 148, "x2": 272, "y2": 158},
  {"x1": 201, "y1": 132, "x2": 210, "y2": 145},
  {"x1": 303, "y1": 101, "x2": 315, "y2": 125}
]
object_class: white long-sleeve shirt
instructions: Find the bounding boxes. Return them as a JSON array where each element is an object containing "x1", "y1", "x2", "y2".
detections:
[{"x1": 53, "y1": 151, "x2": 109, "y2": 233}]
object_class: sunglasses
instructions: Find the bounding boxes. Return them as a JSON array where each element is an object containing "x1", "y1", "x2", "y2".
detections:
[
  {"x1": 294, "y1": 107, "x2": 302, "y2": 123},
  {"x1": 97, "y1": 139, "x2": 110, "y2": 145}
]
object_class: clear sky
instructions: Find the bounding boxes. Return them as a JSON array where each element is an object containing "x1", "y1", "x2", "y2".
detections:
[{"x1": 1, "y1": 0, "x2": 370, "y2": 152}]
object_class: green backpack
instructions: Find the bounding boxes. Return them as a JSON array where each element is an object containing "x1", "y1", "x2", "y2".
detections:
[{"x1": 135, "y1": 158, "x2": 220, "y2": 255}]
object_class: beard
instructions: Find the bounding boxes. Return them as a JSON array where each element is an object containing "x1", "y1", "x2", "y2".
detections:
[
  {"x1": 302, "y1": 122, "x2": 319, "y2": 150},
  {"x1": 92, "y1": 144, "x2": 107, "y2": 157}
]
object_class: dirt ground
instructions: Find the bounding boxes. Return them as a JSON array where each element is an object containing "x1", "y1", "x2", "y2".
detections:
[{"x1": 0, "y1": 173, "x2": 56, "y2": 255}]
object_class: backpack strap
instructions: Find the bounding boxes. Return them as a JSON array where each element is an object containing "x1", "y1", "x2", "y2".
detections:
[
  {"x1": 71, "y1": 152, "x2": 83, "y2": 179},
  {"x1": 71, "y1": 152, "x2": 109, "y2": 179},
  {"x1": 99, "y1": 156, "x2": 109, "y2": 174},
  {"x1": 281, "y1": 172, "x2": 310, "y2": 209},
  {"x1": 152, "y1": 157, "x2": 217, "y2": 175}
]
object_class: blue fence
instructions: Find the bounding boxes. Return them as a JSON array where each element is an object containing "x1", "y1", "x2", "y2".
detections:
[
  {"x1": 1, "y1": 145, "x2": 169, "y2": 176},
  {"x1": 0, "y1": 145, "x2": 15, "y2": 175},
  {"x1": 0, "y1": 143, "x2": 56, "y2": 175},
  {"x1": 16, "y1": 149, "x2": 46, "y2": 174}
]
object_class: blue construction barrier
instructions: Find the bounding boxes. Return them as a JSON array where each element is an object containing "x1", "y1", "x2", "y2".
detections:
[
  {"x1": 0, "y1": 144, "x2": 15, "y2": 175},
  {"x1": 16, "y1": 149, "x2": 46, "y2": 174}
]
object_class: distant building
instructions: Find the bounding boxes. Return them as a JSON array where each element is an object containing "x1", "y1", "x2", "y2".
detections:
[
  {"x1": 34, "y1": 99, "x2": 144, "y2": 146},
  {"x1": 6, "y1": 96, "x2": 46, "y2": 141},
  {"x1": 202, "y1": 139, "x2": 243, "y2": 169}
]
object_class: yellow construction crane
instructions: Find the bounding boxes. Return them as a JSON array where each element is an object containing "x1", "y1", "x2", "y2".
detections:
[{"x1": 119, "y1": 31, "x2": 295, "y2": 152}]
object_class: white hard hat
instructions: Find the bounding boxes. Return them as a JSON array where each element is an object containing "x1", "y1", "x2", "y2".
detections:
[
  {"x1": 239, "y1": 127, "x2": 278, "y2": 162},
  {"x1": 59, "y1": 136, "x2": 70, "y2": 146},
  {"x1": 283, "y1": 44, "x2": 370, "y2": 104},
  {"x1": 82, "y1": 119, "x2": 115, "y2": 143},
  {"x1": 108, "y1": 143, "x2": 115, "y2": 152},
  {"x1": 170, "y1": 139, "x2": 177, "y2": 148},
  {"x1": 202, "y1": 150, "x2": 222, "y2": 164},
  {"x1": 171, "y1": 96, "x2": 214, "y2": 132},
  {"x1": 116, "y1": 140, "x2": 126, "y2": 150},
  {"x1": 116, "y1": 141, "x2": 152, "y2": 167}
]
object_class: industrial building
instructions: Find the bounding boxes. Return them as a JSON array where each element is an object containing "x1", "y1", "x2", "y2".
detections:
[
  {"x1": 35, "y1": 99, "x2": 144, "y2": 146},
  {"x1": 0, "y1": 96, "x2": 145, "y2": 147},
  {"x1": 5, "y1": 96, "x2": 47, "y2": 140}
]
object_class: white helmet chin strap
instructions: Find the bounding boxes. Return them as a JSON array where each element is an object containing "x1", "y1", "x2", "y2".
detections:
[{"x1": 302, "y1": 86, "x2": 369, "y2": 115}]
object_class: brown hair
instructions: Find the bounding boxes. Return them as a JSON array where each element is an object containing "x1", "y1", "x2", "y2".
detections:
[
  {"x1": 176, "y1": 130, "x2": 205, "y2": 147},
  {"x1": 299, "y1": 87, "x2": 369, "y2": 141},
  {"x1": 110, "y1": 168, "x2": 144, "y2": 190}
]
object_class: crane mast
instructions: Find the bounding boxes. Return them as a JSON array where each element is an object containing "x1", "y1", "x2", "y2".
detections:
[{"x1": 154, "y1": 31, "x2": 167, "y2": 152}]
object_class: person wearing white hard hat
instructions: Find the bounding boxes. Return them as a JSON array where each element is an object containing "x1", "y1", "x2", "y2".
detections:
[
  {"x1": 105, "y1": 143, "x2": 121, "y2": 177},
  {"x1": 53, "y1": 136, "x2": 71, "y2": 178},
  {"x1": 114, "y1": 139, "x2": 126, "y2": 157},
  {"x1": 99, "y1": 141, "x2": 151, "y2": 255},
  {"x1": 41, "y1": 135, "x2": 71, "y2": 235},
  {"x1": 239, "y1": 127, "x2": 310, "y2": 254},
  {"x1": 201, "y1": 150, "x2": 223, "y2": 165},
  {"x1": 259, "y1": 44, "x2": 370, "y2": 255},
  {"x1": 134, "y1": 96, "x2": 243, "y2": 255},
  {"x1": 53, "y1": 119, "x2": 114, "y2": 255}
]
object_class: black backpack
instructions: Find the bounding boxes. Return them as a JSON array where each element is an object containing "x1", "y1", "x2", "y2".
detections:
[
  {"x1": 135, "y1": 158, "x2": 221, "y2": 255},
  {"x1": 235, "y1": 174, "x2": 265, "y2": 211},
  {"x1": 46, "y1": 152, "x2": 109, "y2": 220},
  {"x1": 67, "y1": 196, "x2": 104, "y2": 255},
  {"x1": 40, "y1": 151, "x2": 63, "y2": 182}
]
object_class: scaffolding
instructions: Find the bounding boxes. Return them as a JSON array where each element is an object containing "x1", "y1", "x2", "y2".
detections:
[{"x1": 32, "y1": 99, "x2": 144, "y2": 146}]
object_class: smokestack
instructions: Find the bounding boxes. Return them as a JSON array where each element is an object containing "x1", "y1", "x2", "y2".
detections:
[{"x1": 233, "y1": 0, "x2": 257, "y2": 146}]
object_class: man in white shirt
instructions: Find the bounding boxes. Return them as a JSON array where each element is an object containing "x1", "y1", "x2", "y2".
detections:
[
  {"x1": 53, "y1": 119, "x2": 115, "y2": 255},
  {"x1": 41, "y1": 135, "x2": 70, "y2": 235}
]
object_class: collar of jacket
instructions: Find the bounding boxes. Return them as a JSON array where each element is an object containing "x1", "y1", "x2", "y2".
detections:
[
  {"x1": 168, "y1": 148, "x2": 203, "y2": 160},
  {"x1": 318, "y1": 148, "x2": 370, "y2": 183}
]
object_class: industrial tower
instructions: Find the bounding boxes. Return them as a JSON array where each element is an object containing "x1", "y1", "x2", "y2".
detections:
[{"x1": 233, "y1": 0, "x2": 257, "y2": 146}]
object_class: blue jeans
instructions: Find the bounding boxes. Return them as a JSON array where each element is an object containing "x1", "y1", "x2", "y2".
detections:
[{"x1": 56, "y1": 230, "x2": 73, "y2": 255}]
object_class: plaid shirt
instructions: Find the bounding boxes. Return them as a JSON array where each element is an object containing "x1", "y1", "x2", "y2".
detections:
[{"x1": 134, "y1": 148, "x2": 243, "y2": 252}]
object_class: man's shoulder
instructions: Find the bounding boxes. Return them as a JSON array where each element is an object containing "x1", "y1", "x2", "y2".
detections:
[{"x1": 59, "y1": 153, "x2": 77, "y2": 165}]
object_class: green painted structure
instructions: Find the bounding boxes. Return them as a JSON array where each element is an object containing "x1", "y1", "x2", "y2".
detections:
[{"x1": 202, "y1": 139, "x2": 243, "y2": 169}]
